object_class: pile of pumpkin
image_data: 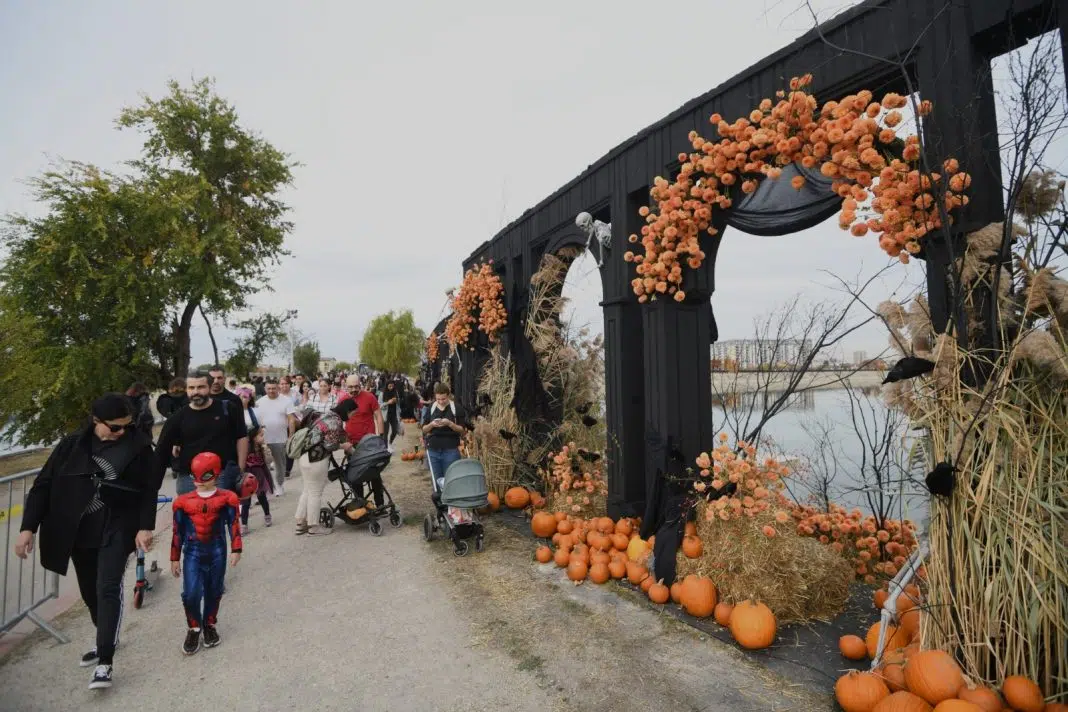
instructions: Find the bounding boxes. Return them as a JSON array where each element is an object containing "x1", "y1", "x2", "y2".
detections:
[
  {"x1": 401, "y1": 417, "x2": 419, "y2": 424},
  {"x1": 399, "y1": 449, "x2": 425, "y2": 462},
  {"x1": 833, "y1": 586, "x2": 1062, "y2": 711},
  {"x1": 530, "y1": 511, "x2": 779, "y2": 651}
]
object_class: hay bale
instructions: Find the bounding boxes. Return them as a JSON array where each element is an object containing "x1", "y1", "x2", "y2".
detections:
[{"x1": 677, "y1": 506, "x2": 853, "y2": 623}]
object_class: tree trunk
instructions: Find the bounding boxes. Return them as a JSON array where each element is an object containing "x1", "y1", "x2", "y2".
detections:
[
  {"x1": 173, "y1": 300, "x2": 199, "y2": 377},
  {"x1": 200, "y1": 305, "x2": 219, "y2": 366}
]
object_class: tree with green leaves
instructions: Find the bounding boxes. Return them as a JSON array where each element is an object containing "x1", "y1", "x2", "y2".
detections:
[
  {"x1": 335, "y1": 361, "x2": 353, "y2": 373},
  {"x1": 359, "y1": 310, "x2": 425, "y2": 375},
  {"x1": 225, "y1": 310, "x2": 297, "y2": 379},
  {"x1": 292, "y1": 341, "x2": 321, "y2": 378},
  {"x1": 117, "y1": 76, "x2": 295, "y2": 377}
]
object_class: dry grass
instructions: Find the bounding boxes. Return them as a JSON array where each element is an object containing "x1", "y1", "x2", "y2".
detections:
[{"x1": 677, "y1": 504, "x2": 853, "y2": 624}]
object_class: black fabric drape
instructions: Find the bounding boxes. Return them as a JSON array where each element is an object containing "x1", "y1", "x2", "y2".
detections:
[
  {"x1": 639, "y1": 429, "x2": 690, "y2": 586},
  {"x1": 723, "y1": 163, "x2": 842, "y2": 236},
  {"x1": 507, "y1": 280, "x2": 553, "y2": 426}
]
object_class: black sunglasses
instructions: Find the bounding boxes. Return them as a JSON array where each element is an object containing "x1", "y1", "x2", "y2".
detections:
[{"x1": 99, "y1": 421, "x2": 134, "y2": 433}]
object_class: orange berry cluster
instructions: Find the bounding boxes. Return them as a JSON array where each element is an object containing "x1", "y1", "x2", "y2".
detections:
[
  {"x1": 789, "y1": 503, "x2": 918, "y2": 583},
  {"x1": 444, "y1": 261, "x2": 508, "y2": 349},
  {"x1": 426, "y1": 331, "x2": 439, "y2": 362},
  {"x1": 626, "y1": 74, "x2": 970, "y2": 301},
  {"x1": 695, "y1": 435, "x2": 788, "y2": 529},
  {"x1": 545, "y1": 442, "x2": 608, "y2": 517}
]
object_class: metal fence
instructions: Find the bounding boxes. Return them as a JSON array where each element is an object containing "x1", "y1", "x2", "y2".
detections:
[{"x1": 0, "y1": 468, "x2": 69, "y2": 643}]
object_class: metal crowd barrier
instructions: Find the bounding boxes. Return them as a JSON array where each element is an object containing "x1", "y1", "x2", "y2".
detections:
[{"x1": 0, "y1": 468, "x2": 70, "y2": 643}]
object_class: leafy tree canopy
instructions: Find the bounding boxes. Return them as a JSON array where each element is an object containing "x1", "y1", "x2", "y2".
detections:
[
  {"x1": 292, "y1": 341, "x2": 321, "y2": 379},
  {"x1": 359, "y1": 310, "x2": 425, "y2": 375},
  {"x1": 225, "y1": 310, "x2": 297, "y2": 379}
]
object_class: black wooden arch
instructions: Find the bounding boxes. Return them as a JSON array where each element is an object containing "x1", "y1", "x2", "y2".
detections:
[{"x1": 448, "y1": 0, "x2": 1065, "y2": 517}]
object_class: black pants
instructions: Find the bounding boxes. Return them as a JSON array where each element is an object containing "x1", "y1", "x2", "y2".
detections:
[
  {"x1": 368, "y1": 474, "x2": 385, "y2": 508},
  {"x1": 240, "y1": 492, "x2": 271, "y2": 524},
  {"x1": 384, "y1": 410, "x2": 400, "y2": 444},
  {"x1": 69, "y1": 530, "x2": 130, "y2": 665}
]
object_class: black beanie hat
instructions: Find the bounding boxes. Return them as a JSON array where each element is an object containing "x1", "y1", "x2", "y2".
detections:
[
  {"x1": 91, "y1": 392, "x2": 134, "y2": 422},
  {"x1": 332, "y1": 398, "x2": 358, "y2": 420}
]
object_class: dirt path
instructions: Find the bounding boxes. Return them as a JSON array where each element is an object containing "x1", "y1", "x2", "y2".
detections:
[{"x1": 0, "y1": 430, "x2": 833, "y2": 711}]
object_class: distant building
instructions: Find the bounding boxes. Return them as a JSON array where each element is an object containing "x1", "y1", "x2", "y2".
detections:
[
  {"x1": 853, "y1": 350, "x2": 868, "y2": 365},
  {"x1": 251, "y1": 364, "x2": 286, "y2": 379},
  {"x1": 710, "y1": 339, "x2": 813, "y2": 369},
  {"x1": 318, "y1": 357, "x2": 338, "y2": 374}
]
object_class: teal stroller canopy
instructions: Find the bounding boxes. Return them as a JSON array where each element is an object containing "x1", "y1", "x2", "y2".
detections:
[{"x1": 441, "y1": 459, "x2": 489, "y2": 509}]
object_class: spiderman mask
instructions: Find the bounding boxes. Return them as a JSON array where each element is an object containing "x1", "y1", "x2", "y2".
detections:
[{"x1": 190, "y1": 452, "x2": 223, "y2": 485}]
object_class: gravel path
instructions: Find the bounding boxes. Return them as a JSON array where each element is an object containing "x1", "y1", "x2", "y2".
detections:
[{"x1": 1, "y1": 431, "x2": 833, "y2": 711}]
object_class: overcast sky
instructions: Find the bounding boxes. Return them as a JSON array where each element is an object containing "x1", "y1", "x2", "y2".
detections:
[{"x1": 2, "y1": 1, "x2": 1061, "y2": 369}]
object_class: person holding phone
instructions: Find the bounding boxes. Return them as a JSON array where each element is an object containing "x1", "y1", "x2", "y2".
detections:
[{"x1": 421, "y1": 382, "x2": 466, "y2": 484}]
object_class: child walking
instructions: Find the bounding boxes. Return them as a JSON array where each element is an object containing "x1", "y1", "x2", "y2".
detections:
[
  {"x1": 171, "y1": 452, "x2": 242, "y2": 655},
  {"x1": 240, "y1": 426, "x2": 274, "y2": 535}
]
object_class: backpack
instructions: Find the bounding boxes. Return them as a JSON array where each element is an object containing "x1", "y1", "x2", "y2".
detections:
[{"x1": 286, "y1": 427, "x2": 312, "y2": 460}]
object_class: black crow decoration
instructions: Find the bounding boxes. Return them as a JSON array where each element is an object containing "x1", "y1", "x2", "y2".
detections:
[
  {"x1": 925, "y1": 461, "x2": 956, "y2": 497},
  {"x1": 575, "y1": 402, "x2": 592, "y2": 415},
  {"x1": 703, "y1": 481, "x2": 738, "y2": 502},
  {"x1": 883, "y1": 356, "x2": 936, "y2": 384},
  {"x1": 581, "y1": 415, "x2": 598, "y2": 428},
  {"x1": 577, "y1": 449, "x2": 601, "y2": 463},
  {"x1": 498, "y1": 429, "x2": 517, "y2": 441}
]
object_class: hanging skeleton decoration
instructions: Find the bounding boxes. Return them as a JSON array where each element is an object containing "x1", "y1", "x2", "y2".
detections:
[{"x1": 575, "y1": 212, "x2": 612, "y2": 268}]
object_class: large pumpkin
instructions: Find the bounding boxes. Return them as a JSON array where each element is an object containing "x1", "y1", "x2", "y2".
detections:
[
  {"x1": 927, "y1": 701, "x2": 981, "y2": 711},
  {"x1": 680, "y1": 576, "x2": 717, "y2": 618},
  {"x1": 729, "y1": 600, "x2": 776, "y2": 649},
  {"x1": 866, "y1": 621, "x2": 911, "y2": 658},
  {"x1": 902, "y1": 650, "x2": 963, "y2": 705},
  {"x1": 504, "y1": 487, "x2": 530, "y2": 509},
  {"x1": 839, "y1": 634, "x2": 868, "y2": 660},
  {"x1": 530, "y1": 511, "x2": 557, "y2": 538},
  {"x1": 1000, "y1": 676, "x2": 1044, "y2": 712},
  {"x1": 955, "y1": 684, "x2": 1003, "y2": 712},
  {"x1": 626, "y1": 536, "x2": 650, "y2": 562},
  {"x1": 871, "y1": 691, "x2": 933, "y2": 712},
  {"x1": 835, "y1": 671, "x2": 890, "y2": 712}
]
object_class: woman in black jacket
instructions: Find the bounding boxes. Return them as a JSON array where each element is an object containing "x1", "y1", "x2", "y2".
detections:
[{"x1": 13, "y1": 393, "x2": 160, "y2": 691}]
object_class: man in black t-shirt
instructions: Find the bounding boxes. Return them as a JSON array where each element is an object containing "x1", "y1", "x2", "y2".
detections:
[
  {"x1": 209, "y1": 365, "x2": 243, "y2": 410},
  {"x1": 156, "y1": 371, "x2": 248, "y2": 495}
]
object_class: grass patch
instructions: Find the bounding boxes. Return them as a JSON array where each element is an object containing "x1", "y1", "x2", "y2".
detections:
[
  {"x1": 516, "y1": 654, "x2": 544, "y2": 673},
  {"x1": 402, "y1": 513, "x2": 424, "y2": 527}
]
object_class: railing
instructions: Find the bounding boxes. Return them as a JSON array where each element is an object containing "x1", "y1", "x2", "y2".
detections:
[{"x1": 0, "y1": 468, "x2": 69, "y2": 643}]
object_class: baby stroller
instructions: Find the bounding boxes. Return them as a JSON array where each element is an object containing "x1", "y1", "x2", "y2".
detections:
[
  {"x1": 423, "y1": 457, "x2": 488, "y2": 556},
  {"x1": 322, "y1": 434, "x2": 402, "y2": 535}
]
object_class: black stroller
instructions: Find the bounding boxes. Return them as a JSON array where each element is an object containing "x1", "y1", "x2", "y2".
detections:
[
  {"x1": 423, "y1": 457, "x2": 489, "y2": 555},
  {"x1": 322, "y1": 434, "x2": 402, "y2": 535}
]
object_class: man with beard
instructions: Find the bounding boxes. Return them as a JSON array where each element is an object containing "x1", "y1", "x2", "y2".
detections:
[
  {"x1": 155, "y1": 371, "x2": 248, "y2": 496},
  {"x1": 208, "y1": 365, "x2": 243, "y2": 410}
]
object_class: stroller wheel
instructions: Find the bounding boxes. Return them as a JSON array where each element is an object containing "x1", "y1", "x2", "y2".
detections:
[
  {"x1": 368, "y1": 520, "x2": 383, "y2": 537},
  {"x1": 454, "y1": 539, "x2": 470, "y2": 557},
  {"x1": 475, "y1": 535, "x2": 485, "y2": 553},
  {"x1": 422, "y1": 514, "x2": 434, "y2": 542},
  {"x1": 319, "y1": 508, "x2": 334, "y2": 528},
  {"x1": 389, "y1": 511, "x2": 402, "y2": 528},
  {"x1": 133, "y1": 586, "x2": 144, "y2": 610}
]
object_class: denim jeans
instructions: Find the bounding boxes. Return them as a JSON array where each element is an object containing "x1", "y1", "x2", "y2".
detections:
[
  {"x1": 180, "y1": 541, "x2": 228, "y2": 628},
  {"x1": 176, "y1": 461, "x2": 240, "y2": 496},
  {"x1": 427, "y1": 448, "x2": 462, "y2": 484}
]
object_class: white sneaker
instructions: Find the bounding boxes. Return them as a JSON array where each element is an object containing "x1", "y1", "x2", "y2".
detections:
[
  {"x1": 387, "y1": 445, "x2": 394, "y2": 454},
  {"x1": 274, "y1": 484, "x2": 285, "y2": 497}
]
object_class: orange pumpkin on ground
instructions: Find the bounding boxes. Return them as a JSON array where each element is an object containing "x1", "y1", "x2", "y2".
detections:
[
  {"x1": 648, "y1": 580, "x2": 670, "y2": 604},
  {"x1": 626, "y1": 537, "x2": 650, "y2": 562},
  {"x1": 626, "y1": 562, "x2": 649, "y2": 586},
  {"x1": 902, "y1": 650, "x2": 963, "y2": 705},
  {"x1": 640, "y1": 575, "x2": 655, "y2": 593},
  {"x1": 682, "y1": 535, "x2": 703, "y2": 558},
  {"x1": 955, "y1": 684, "x2": 1003, "y2": 712},
  {"x1": 553, "y1": 511, "x2": 566, "y2": 522},
  {"x1": 714, "y1": 602, "x2": 734, "y2": 626},
  {"x1": 1042, "y1": 703, "x2": 1068, "y2": 712},
  {"x1": 553, "y1": 548, "x2": 570, "y2": 568},
  {"x1": 899, "y1": 608, "x2": 921, "y2": 640},
  {"x1": 835, "y1": 670, "x2": 890, "y2": 712},
  {"x1": 486, "y1": 492, "x2": 500, "y2": 511},
  {"x1": 839, "y1": 634, "x2": 868, "y2": 660},
  {"x1": 504, "y1": 487, "x2": 530, "y2": 509},
  {"x1": 590, "y1": 551, "x2": 610, "y2": 566},
  {"x1": 929, "y1": 701, "x2": 981, "y2": 712},
  {"x1": 866, "y1": 621, "x2": 911, "y2": 659},
  {"x1": 876, "y1": 660, "x2": 907, "y2": 693},
  {"x1": 1000, "y1": 675, "x2": 1044, "y2": 712},
  {"x1": 608, "y1": 560, "x2": 626, "y2": 579},
  {"x1": 684, "y1": 521, "x2": 697, "y2": 537},
  {"x1": 596, "y1": 517, "x2": 614, "y2": 534},
  {"x1": 680, "y1": 576, "x2": 717, "y2": 618},
  {"x1": 670, "y1": 581, "x2": 683, "y2": 604},
  {"x1": 729, "y1": 600, "x2": 776, "y2": 649},
  {"x1": 874, "y1": 588, "x2": 889, "y2": 610},
  {"x1": 588, "y1": 562, "x2": 610, "y2": 584},
  {"x1": 615, "y1": 519, "x2": 633, "y2": 537},
  {"x1": 530, "y1": 511, "x2": 556, "y2": 538},
  {"x1": 530, "y1": 493, "x2": 546, "y2": 509},
  {"x1": 871, "y1": 691, "x2": 933, "y2": 712},
  {"x1": 556, "y1": 519, "x2": 573, "y2": 535},
  {"x1": 567, "y1": 559, "x2": 588, "y2": 582},
  {"x1": 610, "y1": 533, "x2": 629, "y2": 551},
  {"x1": 535, "y1": 546, "x2": 552, "y2": 563}
]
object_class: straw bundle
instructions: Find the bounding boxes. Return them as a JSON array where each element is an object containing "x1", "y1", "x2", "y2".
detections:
[{"x1": 676, "y1": 504, "x2": 853, "y2": 623}]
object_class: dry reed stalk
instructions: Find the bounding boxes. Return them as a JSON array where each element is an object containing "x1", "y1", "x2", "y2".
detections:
[{"x1": 676, "y1": 503, "x2": 853, "y2": 623}]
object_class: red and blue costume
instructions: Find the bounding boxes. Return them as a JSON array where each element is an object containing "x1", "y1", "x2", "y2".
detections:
[{"x1": 171, "y1": 460, "x2": 242, "y2": 630}]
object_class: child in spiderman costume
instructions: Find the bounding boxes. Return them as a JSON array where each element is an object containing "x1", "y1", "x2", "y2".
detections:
[{"x1": 170, "y1": 451, "x2": 243, "y2": 655}]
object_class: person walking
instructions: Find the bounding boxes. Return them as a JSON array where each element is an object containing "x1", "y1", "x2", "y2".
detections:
[
  {"x1": 14, "y1": 393, "x2": 160, "y2": 690},
  {"x1": 154, "y1": 371, "x2": 248, "y2": 496},
  {"x1": 421, "y1": 383, "x2": 467, "y2": 486},
  {"x1": 381, "y1": 379, "x2": 401, "y2": 453},
  {"x1": 307, "y1": 378, "x2": 337, "y2": 415},
  {"x1": 155, "y1": 378, "x2": 188, "y2": 421},
  {"x1": 292, "y1": 400, "x2": 356, "y2": 535},
  {"x1": 254, "y1": 378, "x2": 295, "y2": 495},
  {"x1": 338, "y1": 374, "x2": 384, "y2": 445}
]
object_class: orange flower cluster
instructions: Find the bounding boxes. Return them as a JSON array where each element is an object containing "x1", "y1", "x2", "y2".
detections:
[
  {"x1": 626, "y1": 74, "x2": 970, "y2": 301},
  {"x1": 694, "y1": 434, "x2": 790, "y2": 524},
  {"x1": 544, "y1": 442, "x2": 608, "y2": 517},
  {"x1": 788, "y1": 503, "x2": 918, "y2": 584},
  {"x1": 426, "y1": 331, "x2": 439, "y2": 362},
  {"x1": 444, "y1": 261, "x2": 508, "y2": 348}
]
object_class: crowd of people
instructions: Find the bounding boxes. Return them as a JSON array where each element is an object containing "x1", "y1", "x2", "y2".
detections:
[{"x1": 12, "y1": 364, "x2": 466, "y2": 692}]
